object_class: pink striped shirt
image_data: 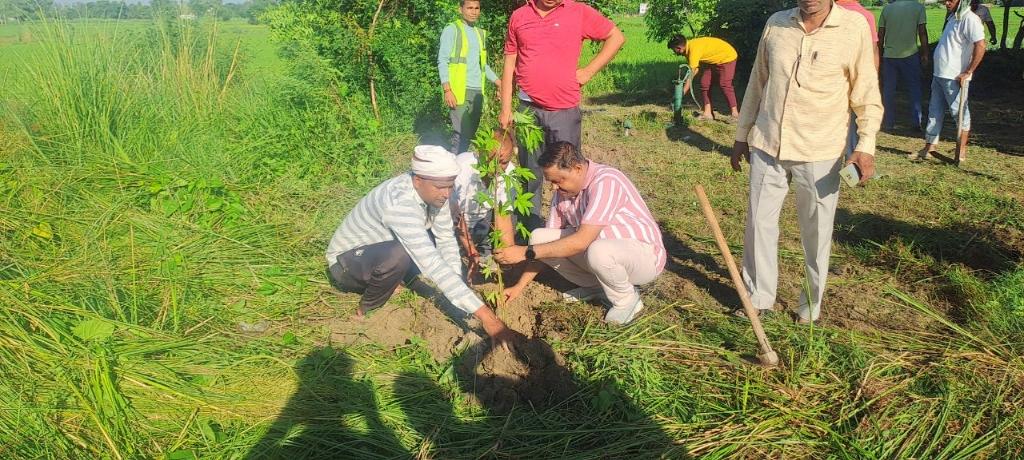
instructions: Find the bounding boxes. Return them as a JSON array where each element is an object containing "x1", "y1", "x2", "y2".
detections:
[{"x1": 546, "y1": 161, "x2": 666, "y2": 271}]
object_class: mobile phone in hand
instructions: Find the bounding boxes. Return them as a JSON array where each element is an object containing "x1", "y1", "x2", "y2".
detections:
[{"x1": 839, "y1": 163, "x2": 861, "y2": 187}]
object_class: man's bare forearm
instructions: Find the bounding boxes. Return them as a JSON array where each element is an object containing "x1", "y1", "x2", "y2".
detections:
[
  {"x1": 500, "y1": 54, "x2": 517, "y2": 113},
  {"x1": 966, "y1": 42, "x2": 985, "y2": 74}
]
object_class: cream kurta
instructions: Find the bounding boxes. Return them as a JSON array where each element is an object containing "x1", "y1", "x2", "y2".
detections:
[{"x1": 736, "y1": 5, "x2": 882, "y2": 162}]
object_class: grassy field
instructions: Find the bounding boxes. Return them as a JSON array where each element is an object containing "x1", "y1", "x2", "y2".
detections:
[
  {"x1": 2, "y1": 11, "x2": 1024, "y2": 460},
  {"x1": 0, "y1": 19, "x2": 284, "y2": 90}
]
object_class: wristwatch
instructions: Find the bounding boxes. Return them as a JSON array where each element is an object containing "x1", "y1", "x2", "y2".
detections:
[{"x1": 525, "y1": 245, "x2": 536, "y2": 260}]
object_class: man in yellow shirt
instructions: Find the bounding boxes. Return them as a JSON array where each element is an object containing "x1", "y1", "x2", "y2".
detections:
[{"x1": 668, "y1": 35, "x2": 739, "y2": 120}]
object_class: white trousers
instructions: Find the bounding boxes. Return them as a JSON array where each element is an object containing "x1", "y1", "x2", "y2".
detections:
[
  {"x1": 530, "y1": 228, "x2": 661, "y2": 309},
  {"x1": 741, "y1": 149, "x2": 842, "y2": 321}
]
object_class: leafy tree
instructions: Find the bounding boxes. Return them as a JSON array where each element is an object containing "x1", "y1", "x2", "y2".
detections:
[
  {"x1": 0, "y1": 0, "x2": 55, "y2": 21},
  {"x1": 644, "y1": 0, "x2": 719, "y2": 40},
  {"x1": 645, "y1": 0, "x2": 794, "y2": 74},
  {"x1": 244, "y1": 0, "x2": 275, "y2": 24},
  {"x1": 705, "y1": 0, "x2": 794, "y2": 70}
]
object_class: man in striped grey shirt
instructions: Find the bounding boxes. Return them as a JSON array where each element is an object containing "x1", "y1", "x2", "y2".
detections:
[{"x1": 325, "y1": 146, "x2": 521, "y2": 349}]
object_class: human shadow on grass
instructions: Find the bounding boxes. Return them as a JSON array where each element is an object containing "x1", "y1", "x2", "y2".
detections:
[
  {"x1": 395, "y1": 337, "x2": 689, "y2": 458},
  {"x1": 244, "y1": 347, "x2": 409, "y2": 459},
  {"x1": 876, "y1": 145, "x2": 1000, "y2": 180},
  {"x1": 660, "y1": 224, "x2": 742, "y2": 313},
  {"x1": 664, "y1": 114, "x2": 731, "y2": 157},
  {"x1": 833, "y1": 208, "x2": 1021, "y2": 275}
]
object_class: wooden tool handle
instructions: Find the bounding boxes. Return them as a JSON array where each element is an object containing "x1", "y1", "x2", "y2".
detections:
[{"x1": 695, "y1": 185, "x2": 778, "y2": 366}]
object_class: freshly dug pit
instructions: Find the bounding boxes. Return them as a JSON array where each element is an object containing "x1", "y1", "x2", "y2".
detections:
[
  {"x1": 328, "y1": 277, "x2": 578, "y2": 413},
  {"x1": 454, "y1": 278, "x2": 578, "y2": 413},
  {"x1": 456, "y1": 336, "x2": 577, "y2": 414}
]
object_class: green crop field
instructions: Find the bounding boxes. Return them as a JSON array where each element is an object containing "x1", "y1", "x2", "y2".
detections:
[{"x1": 1, "y1": 6, "x2": 1023, "y2": 459}]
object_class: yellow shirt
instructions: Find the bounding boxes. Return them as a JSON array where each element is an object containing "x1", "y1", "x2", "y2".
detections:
[
  {"x1": 735, "y1": 6, "x2": 882, "y2": 161},
  {"x1": 686, "y1": 37, "x2": 738, "y2": 73}
]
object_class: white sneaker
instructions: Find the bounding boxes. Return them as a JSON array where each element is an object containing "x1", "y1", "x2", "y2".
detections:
[
  {"x1": 605, "y1": 298, "x2": 644, "y2": 325},
  {"x1": 562, "y1": 286, "x2": 606, "y2": 303}
]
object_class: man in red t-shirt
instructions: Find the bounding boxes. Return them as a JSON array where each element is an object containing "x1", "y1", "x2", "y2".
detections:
[{"x1": 499, "y1": 0, "x2": 625, "y2": 229}]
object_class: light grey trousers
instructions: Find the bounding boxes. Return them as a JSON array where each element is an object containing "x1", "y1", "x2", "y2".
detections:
[
  {"x1": 531, "y1": 228, "x2": 660, "y2": 309},
  {"x1": 741, "y1": 149, "x2": 842, "y2": 322}
]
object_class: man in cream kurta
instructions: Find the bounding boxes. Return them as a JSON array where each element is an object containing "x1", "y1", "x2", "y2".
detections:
[{"x1": 732, "y1": 0, "x2": 882, "y2": 323}]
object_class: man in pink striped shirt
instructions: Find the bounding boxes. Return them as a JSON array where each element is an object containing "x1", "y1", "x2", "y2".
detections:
[{"x1": 495, "y1": 142, "x2": 665, "y2": 325}]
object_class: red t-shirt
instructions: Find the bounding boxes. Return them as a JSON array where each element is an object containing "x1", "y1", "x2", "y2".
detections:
[{"x1": 504, "y1": 0, "x2": 614, "y2": 110}]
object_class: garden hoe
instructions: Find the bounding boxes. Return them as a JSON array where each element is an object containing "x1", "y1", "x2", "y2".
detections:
[
  {"x1": 694, "y1": 185, "x2": 780, "y2": 368},
  {"x1": 955, "y1": 77, "x2": 970, "y2": 166}
]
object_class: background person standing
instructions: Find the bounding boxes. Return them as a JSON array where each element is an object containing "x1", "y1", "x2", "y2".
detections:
[
  {"x1": 878, "y1": 0, "x2": 929, "y2": 132},
  {"x1": 499, "y1": 0, "x2": 625, "y2": 230},
  {"x1": 970, "y1": 0, "x2": 998, "y2": 46},
  {"x1": 438, "y1": 0, "x2": 499, "y2": 154},
  {"x1": 916, "y1": 0, "x2": 985, "y2": 165},
  {"x1": 732, "y1": 0, "x2": 882, "y2": 324}
]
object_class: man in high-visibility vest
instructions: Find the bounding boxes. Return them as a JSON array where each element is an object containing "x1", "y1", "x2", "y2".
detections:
[{"x1": 438, "y1": 0, "x2": 499, "y2": 154}]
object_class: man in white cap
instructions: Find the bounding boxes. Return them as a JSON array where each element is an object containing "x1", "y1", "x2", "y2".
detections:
[{"x1": 325, "y1": 145, "x2": 521, "y2": 349}]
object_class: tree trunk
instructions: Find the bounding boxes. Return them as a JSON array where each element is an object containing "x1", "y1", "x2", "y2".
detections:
[
  {"x1": 1000, "y1": 0, "x2": 1009, "y2": 49},
  {"x1": 367, "y1": 0, "x2": 386, "y2": 121}
]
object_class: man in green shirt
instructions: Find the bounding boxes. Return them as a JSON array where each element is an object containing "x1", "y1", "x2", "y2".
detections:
[{"x1": 878, "y1": 0, "x2": 930, "y2": 131}]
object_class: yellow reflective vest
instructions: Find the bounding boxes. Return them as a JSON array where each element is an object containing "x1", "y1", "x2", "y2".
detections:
[{"x1": 448, "y1": 20, "x2": 486, "y2": 106}]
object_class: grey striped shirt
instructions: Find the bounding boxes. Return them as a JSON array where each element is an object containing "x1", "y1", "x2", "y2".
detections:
[{"x1": 325, "y1": 173, "x2": 482, "y2": 314}]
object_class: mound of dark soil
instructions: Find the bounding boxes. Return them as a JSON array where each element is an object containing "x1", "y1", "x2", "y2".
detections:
[{"x1": 457, "y1": 336, "x2": 578, "y2": 414}]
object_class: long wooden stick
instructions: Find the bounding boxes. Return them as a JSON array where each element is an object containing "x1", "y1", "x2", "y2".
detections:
[
  {"x1": 956, "y1": 78, "x2": 970, "y2": 163},
  {"x1": 695, "y1": 185, "x2": 779, "y2": 367}
]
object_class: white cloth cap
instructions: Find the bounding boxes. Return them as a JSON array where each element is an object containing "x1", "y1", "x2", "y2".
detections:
[{"x1": 411, "y1": 145, "x2": 460, "y2": 179}]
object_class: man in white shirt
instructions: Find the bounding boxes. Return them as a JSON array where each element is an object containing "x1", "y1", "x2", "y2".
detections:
[
  {"x1": 915, "y1": 0, "x2": 985, "y2": 165},
  {"x1": 451, "y1": 130, "x2": 516, "y2": 260}
]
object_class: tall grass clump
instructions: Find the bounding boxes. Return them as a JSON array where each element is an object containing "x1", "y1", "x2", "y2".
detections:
[{"x1": 0, "y1": 16, "x2": 397, "y2": 457}]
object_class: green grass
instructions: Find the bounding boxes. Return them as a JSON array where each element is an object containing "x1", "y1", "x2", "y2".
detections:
[{"x1": 2, "y1": 12, "x2": 1024, "y2": 459}]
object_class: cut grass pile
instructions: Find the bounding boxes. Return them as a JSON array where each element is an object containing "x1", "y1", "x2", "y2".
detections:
[{"x1": 2, "y1": 15, "x2": 1024, "y2": 459}]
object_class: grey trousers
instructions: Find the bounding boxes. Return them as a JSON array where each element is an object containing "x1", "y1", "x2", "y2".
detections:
[
  {"x1": 518, "y1": 100, "x2": 582, "y2": 230},
  {"x1": 741, "y1": 149, "x2": 842, "y2": 322},
  {"x1": 451, "y1": 88, "x2": 484, "y2": 154},
  {"x1": 327, "y1": 240, "x2": 415, "y2": 313}
]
